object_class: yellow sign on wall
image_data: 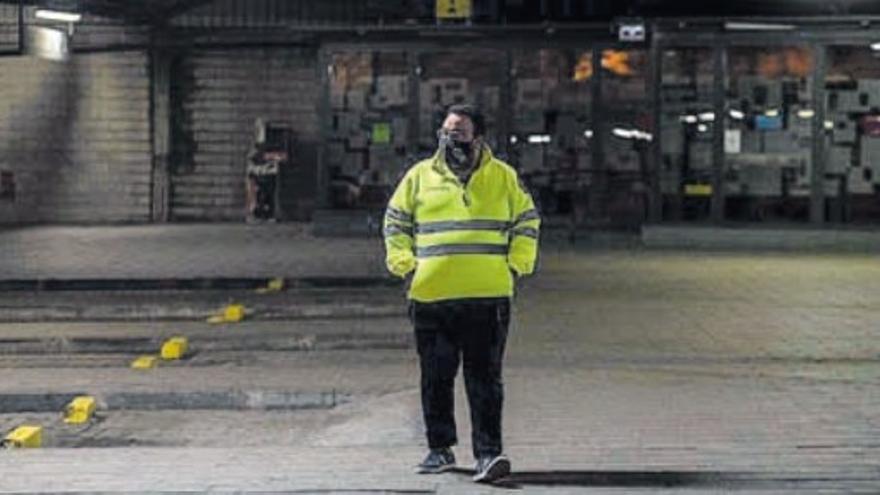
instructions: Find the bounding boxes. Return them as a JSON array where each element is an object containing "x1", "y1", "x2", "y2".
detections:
[
  {"x1": 436, "y1": 0, "x2": 472, "y2": 20},
  {"x1": 684, "y1": 184, "x2": 713, "y2": 197}
]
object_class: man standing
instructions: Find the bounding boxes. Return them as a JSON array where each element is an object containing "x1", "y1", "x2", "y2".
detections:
[{"x1": 383, "y1": 104, "x2": 540, "y2": 483}]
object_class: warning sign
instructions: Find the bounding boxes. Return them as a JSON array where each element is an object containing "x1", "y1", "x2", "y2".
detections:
[{"x1": 436, "y1": 0, "x2": 472, "y2": 20}]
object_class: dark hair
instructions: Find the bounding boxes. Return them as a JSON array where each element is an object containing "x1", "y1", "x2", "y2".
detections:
[{"x1": 446, "y1": 104, "x2": 486, "y2": 137}]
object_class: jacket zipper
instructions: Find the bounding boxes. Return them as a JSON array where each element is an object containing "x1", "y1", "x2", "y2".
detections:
[
  {"x1": 458, "y1": 173, "x2": 474, "y2": 208},
  {"x1": 435, "y1": 154, "x2": 478, "y2": 209},
  {"x1": 440, "y1": 173, "x2": 470, "y2": 208}
]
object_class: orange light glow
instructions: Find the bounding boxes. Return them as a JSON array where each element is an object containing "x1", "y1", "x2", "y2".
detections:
[
  {"x1": 573, "y1": 50, "x2": 635, "y2": 81},
  {"x1": 602, "y1": 50, "x2": 635, "y2": 76},
  {"x1": 573, "y1": 52, "x2": 593, "y2": 81},
  {"x1": 755, "y1": 48, "x2": 813, "y2": 78}
]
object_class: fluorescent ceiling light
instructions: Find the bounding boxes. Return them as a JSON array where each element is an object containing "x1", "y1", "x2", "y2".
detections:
[
  {"x1": 764, "y1": 109, "x2": 780, "y2": 117},
  {"x1": 697, "y1": 124, "x2": 709, "y2": 133},
  {"x1": 797, "y1": 109, "x2": 815, "y2": 119},
  {"x1": 612, "y1": 128, "x2": 635, "y2": 139},
  {"x1": 724, "y1": 22, "x2": 795, "y2": 31},
  {"x1": 509, "y1": 135, "x2": 518, "y2": 144},
  {"x1": 36, "y1": 10, "x2": 78, "y2": 22},
  {"x1": 527, "y1": 134, "x2": 551, "y2": 144},
  {"x1": 698, "y1": 112, "x2": 715, "y2": 122},
  {"x1": 612, "y1": 128, "x2": 652, "y2": 141},
  {"x1": 583, "y1": 130, "x2": 594, "y2": 139},
  {"x1": 35, "y1": 9, "x2": 82, "y2": 22},
  {"x1": 633, "y1": 130, "x2": 653, "y2": 141},
  {"x1": 823, "y1": 120, "x2": 834, "y2": 130},
  {"x1": 729, "y1": 109, "x2": 745, "y2": 120},
  {"x1": 871, "y1": 42, "x2": 880, "y2": 51},
  {"x1": 679, "y1": 115, "x2": 698, "y2": 124}
]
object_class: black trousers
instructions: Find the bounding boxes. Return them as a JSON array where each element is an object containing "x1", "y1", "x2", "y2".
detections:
[
  {"x1": 254, "y1": 175, "x2": 276, "y2": 219},
  {"x1": 410, "y1": 298, "x2": 510, "y2": 458}
]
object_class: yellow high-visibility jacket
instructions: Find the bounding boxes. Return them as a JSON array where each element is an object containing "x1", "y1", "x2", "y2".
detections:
[{"x1": 383, "y1": 145, "x2": 540, "y2": 302}]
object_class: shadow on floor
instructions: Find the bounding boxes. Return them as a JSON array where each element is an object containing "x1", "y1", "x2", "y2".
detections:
[{"x1": 449, "y1": 468, "x2": 755, "y2": 489}]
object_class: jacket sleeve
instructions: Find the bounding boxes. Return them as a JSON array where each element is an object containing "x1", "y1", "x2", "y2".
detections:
[
  {"x1": 508, "y1": 173, "x2": 540, "y2": 276},
  {"x1": 383, "y1": 172, "x2": 417, "y2": 278}
]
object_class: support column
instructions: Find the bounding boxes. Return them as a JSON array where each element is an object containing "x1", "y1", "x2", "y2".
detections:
[
  {"x1": 317, "y1": 48, "x2": 332, "y2": 209},
  {"x1": 407, "y1": 50, "x2": 421, "y2": 160},
  {"x1": 810, "y1": 43, "x2": 828, "y2": 225},
  {"x1": 648, "y1": 31, "x2": 663, "y2": 223},
  {"x1": 149, "y1": 46, "x2": 172, "y2": 223},
  {"x1": 590, "y1": 48, "x2": 606, "y2": 220},
  {"x1": 711, "y1": 44, "x2": 727, "y2": 223}
]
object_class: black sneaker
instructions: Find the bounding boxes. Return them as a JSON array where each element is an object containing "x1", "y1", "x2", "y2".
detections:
[
  {"x1": 472, "y1": 454, "x2": 511, "y2": 483},
  {"x1": 415, "y1": 448, "x2": 456, "y2": 474}
]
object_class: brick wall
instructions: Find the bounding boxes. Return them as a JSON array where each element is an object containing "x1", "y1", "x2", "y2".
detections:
[
  {"x1": 0, "y1": 51, "x2": 152, "y2": 224},
  {"x1": 170, "y1": 47, "x2": 320, "y2": 221}
]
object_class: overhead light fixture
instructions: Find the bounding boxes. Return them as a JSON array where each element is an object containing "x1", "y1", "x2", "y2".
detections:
[
  {"x1": 797, "y1": 109, "x2": 815, "y2": 119},
  {"x1": 697, "y1": 124, "x2": 709, "y2": 133},
  {"x1": 35, "y1": 9, "x2": 82, "y2": 23},
  {"x1": 871, "y1": 42, "x2": 880, "y2": 51},
  {"x1": 729, "y1": 109, "x2": 745, "y2": 120},
  {"x1": 724, "y1": 22, "x2": 795, "y2": 31},
  {"x1": 612, "y1": 128, "x2": 652, "y2": 141},
  {"x1": 583, "y1": 130, "x2": 594, "y2": 139},
  {"x1": 764, "y1": 109, "x2": 780, "y2": 117},
  {"x1": 824, "y1": 120, "x2": 834, "y2": 130},
  {"x1": 613, "y1": 128, "x2": 635, "y2": 139},
  {"x1": 527, "y1": 134, "x2": 551, "y2": 144},
  {"x1": 698, "y1": 112, "x2": 715, "y2": 122},
  {"x1": 679, "y1": 115, "x2": 698, "y2": 124},
  {"x1": 633, "y1": 130, "x2": 653, "y2": 141},
  {"x1": 509, "y1": 135, "x2": 518, "y2": 145},
  {"x1": 35, "y1": 0, "x2": 82, "y2": 30}
]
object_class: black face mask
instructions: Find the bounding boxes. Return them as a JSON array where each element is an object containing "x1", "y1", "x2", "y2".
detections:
[
  {"x1": 438, "y1": 130, "x2": 474, "y2": 170},
  {"x1": 446, "y1": 140, "x2": 473, "y2": 168}
]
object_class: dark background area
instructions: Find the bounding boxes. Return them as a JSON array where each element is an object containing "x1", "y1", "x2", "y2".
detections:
[{"x1": 7, "y1": 1, "x2": 880, "y2": 25}]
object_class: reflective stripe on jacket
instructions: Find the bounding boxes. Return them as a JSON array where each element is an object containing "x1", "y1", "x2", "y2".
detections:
[{"x1": 383, "y1": 145, "x2": 540, "y2": 303}]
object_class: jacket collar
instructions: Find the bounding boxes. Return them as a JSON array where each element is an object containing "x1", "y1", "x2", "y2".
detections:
[{"x1": 431, "y1": 143, "x2": 494, "y2": 177}]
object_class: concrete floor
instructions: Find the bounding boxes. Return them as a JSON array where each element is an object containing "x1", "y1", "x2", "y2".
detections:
[
  {"x1": 0, "y1": 250, "x2": 877, "y2": 493},
  {"x1": 0, "y1": 223, "x2": 388, "y2": 279}
]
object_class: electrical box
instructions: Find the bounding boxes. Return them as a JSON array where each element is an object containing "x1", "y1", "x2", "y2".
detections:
[
  {"x1": 763, "y1": 131, "x2": 799, "y2": 153},
  {"x1": 739, "y1": 165, "x2": 782, "y2": 196},
  {"x1": 848, "y1": 167, "x2": 874, "y2": 194},
  {"x1": 371, "y1": 75, "x2": 409, "y2": 108},
  {"x1": 755, "y1": 115, "x2": 783, "y2": 131},
  {"x1": 738, "y1": 77, "x2": 782, "y2": 108},
  {"x1": 859, "y1": 138, "x2": 880, "y2": 176},
  {"x1": 834, "y1": 91, "x2": 865, "y2": 113},
  {"x1": 828, "y1": 145, "x2": 853, "y2": 174},
  {"x1": 832, "y1": 120, "x2": 856, "y2": 145},
  {"x1": 688, "y1": 142, "x2": 713, "y2": 170},
  {"x1": 858, "y1": 79, "x2": 880, "y2": 108}
]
